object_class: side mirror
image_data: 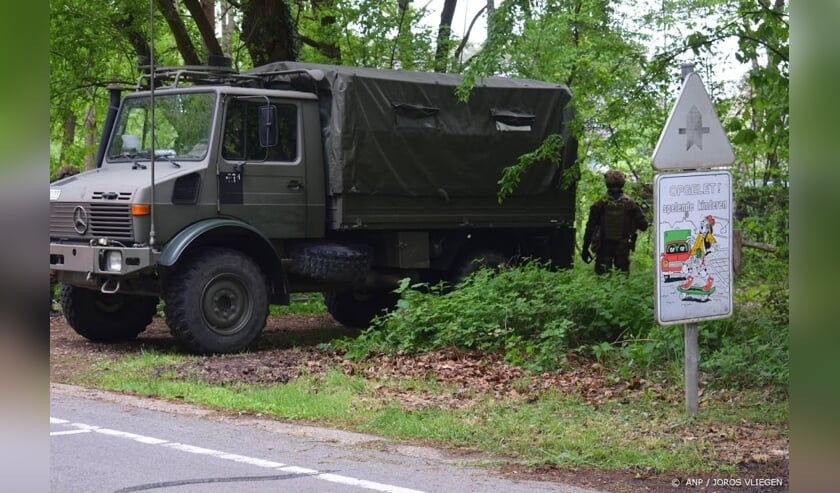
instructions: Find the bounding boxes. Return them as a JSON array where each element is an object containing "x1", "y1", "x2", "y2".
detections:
[{"x1": 258, "y1": 105, "x2": 278, "y2": 148}]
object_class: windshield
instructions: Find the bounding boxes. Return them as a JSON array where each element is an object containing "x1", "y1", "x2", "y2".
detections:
[{"x1": 107, "y1": 92, "x2": 216, "y2": 161}]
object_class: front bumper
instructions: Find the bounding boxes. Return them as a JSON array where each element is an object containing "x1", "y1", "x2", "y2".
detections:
[{"x1": 50, "y1": 242, "x2": 156, "y2": 276}]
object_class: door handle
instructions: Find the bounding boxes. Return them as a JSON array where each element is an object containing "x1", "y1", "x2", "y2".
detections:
[{"x1": 287, "y1": 180, "x2": 304, "y2": 191}]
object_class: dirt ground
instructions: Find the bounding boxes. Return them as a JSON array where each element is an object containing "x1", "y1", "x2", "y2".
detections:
[{"x1": 50, "y1": 313, "x2": 788, "y2": 493}]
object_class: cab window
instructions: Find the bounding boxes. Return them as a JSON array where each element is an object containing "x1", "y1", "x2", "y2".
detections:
[{"x1": 222, "y1": 98, "x2": 298, "y2": 162}]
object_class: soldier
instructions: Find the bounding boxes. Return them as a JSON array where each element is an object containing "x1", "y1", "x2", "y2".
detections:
[
  {"x1": 50, "y1": 165, "x2": 80, "y2": 317},
  {"x1": 581, "y1": 169, "x2": 649, "y2": 274}
]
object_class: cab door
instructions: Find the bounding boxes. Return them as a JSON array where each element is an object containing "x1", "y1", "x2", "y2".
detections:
[{"x1": 217, "y1": 95, "x2": 307, "y2": 238}]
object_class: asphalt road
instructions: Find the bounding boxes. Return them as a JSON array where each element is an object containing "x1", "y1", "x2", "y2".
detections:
[{"x1": 50, "y1": 384, "x2": 600, "y2": 493}]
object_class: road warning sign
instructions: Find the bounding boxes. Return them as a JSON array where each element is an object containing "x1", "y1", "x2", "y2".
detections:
[
  {"x1": 654, "y1": 170, "x2": 733, "y2": 324},
  {"x1": 651, "y1": 72, "x2": 735, "y2": 170}
]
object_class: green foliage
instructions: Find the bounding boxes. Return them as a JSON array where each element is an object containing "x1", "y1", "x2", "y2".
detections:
[
  {"x1": 336, "y1": 249, "x2": 787, "y2": 391},
  {"x1": 336, "y1": 262, "x2": 654, "y2": 372},
  {"x1": 649, "y1": 0, "x2": 789, "y2": 187},
  {"x1": 701, "y1": 315, "x2": 788, "y2": 394},
  {"x1": 297, "y1": 0, "x2": 435, "y2": 70},
  {"x1": 497, "y1": 134, "x2": 566, "y2": 202}
]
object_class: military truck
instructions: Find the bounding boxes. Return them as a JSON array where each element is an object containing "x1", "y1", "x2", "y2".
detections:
[{"x1": 49, "y1": 61, "x2": 578, "y2": 353}]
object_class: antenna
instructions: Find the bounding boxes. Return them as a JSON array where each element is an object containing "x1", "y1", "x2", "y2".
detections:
[{"x1": 148, "y1": 0, "x2": 157, "y2": 248}]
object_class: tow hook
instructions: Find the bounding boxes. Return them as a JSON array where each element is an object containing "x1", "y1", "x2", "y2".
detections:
[{"x1": 100, "y1": 278, "x2": 121, "y2": 294}]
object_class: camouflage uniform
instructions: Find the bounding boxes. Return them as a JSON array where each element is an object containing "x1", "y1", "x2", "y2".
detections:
[
  {"x1": 50, "y1": 165, "x2": 80, "y2": 316},
  {"x1": 581, "y1": 170, "x2": 648, "y2": 274}
]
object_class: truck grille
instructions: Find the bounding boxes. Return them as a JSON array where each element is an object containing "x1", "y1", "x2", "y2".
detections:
[{"x1": 50, "y1": 202, "x2": 133, "y2": 241}]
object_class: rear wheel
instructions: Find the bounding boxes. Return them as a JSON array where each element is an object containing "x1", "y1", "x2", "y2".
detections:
[
  {"x1": 323, "y1": 289, "x2": 398, "y2": 328},
  {"x1": 164, "y1": 248, "x2": 268, "y2": 354},
  {"x1": 60, "y1": 285, "x2": 157, "y2": 342}
]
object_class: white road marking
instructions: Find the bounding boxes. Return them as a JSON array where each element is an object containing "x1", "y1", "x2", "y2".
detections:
[
  {"x1": 96, "y1": 427, "x2": 170, "y2": 445},
  {"x1": 51, "y1": 416, "x2": 425, "y2": 493},
  {"x1": 50, "y1": 429, "x2": 91, "y2": 436},
  {"x1": 162, "y1": 442, "x2": 286, "y2": 468}
]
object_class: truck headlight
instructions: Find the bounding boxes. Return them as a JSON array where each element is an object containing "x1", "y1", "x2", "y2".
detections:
[{"x1": 106, "y1": 251, "x2": 123, "y2": 272}]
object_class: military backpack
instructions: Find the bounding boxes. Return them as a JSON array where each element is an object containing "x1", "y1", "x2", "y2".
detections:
[{"x1": 600, "y1": 195, "x2": 633, "y2": 241}]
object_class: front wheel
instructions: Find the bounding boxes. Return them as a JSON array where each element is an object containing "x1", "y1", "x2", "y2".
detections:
[
  {"x1": 60, "y1": 285, "x2": 158, "y2": 342},
  {"x1": 164, "y1": 248, "x2": 268, "y2": 354}
]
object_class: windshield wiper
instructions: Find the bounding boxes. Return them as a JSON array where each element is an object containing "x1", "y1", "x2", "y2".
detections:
[
  {"x1": 119, "y1": 151, "x2": 180, "y2": 169},
  {"x1": 157, "y1": 153, "x2": 181, "y2": 168},
  {"x1": 118, "y1": 152, "x2": 148, "y2": 170}
]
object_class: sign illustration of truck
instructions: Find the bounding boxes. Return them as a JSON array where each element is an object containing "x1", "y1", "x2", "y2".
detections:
[
  {"x1": 660, "y1": 229, "x2": 692, "y2": 281},
  {"x1": 49, "y1": 60, "x2": 579, "y2": 354}
]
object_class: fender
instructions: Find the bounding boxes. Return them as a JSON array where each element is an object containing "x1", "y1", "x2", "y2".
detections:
[
  {"x1": 159, "y1": 218, "x2": 273, "y2": 266},
  {"x1": 159, "y1": 218, "x2": 288, "y2": 303}
]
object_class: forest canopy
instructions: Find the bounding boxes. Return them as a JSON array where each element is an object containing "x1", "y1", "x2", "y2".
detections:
[{"x1": 50, "y1": 0, "x2": 788, "y2": 195}]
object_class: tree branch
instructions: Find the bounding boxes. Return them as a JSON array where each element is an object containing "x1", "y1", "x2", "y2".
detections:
[
  {"x1": 156, "y1": 0, "x2": 202, "y2": 65},
  {"x1": 183, "y1": 0, "x2": 225, "y2": 57},
  {"x1": 453, "y1": 5, "x2": 488, "y2": 64},
  {"x1": 299, "y1": 34, "x2": 341, "y2": 62}
]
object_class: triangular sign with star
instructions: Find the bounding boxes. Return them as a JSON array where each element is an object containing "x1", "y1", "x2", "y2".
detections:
[{"x1": 651, "y1": 72, "x2": 735, "y2": 170}]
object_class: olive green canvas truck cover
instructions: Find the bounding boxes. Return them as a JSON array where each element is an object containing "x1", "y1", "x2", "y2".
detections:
[{"x1": 245, "y1": 62, "x2": 577, "y2": 229}]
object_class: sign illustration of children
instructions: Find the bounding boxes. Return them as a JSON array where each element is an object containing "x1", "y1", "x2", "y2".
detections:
[
  {"x1": 689, "y1": 215, "x2": 716, "y2": 259},
  {"x1": 677, "y1": 215, "x2": 718, "y2": 301}
]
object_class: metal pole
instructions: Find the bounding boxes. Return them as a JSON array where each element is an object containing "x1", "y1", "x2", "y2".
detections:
[
  {"x1": 148, "y1": 0, "x2": 156, "y2": 248},
  {"x1": 681, "y1": 61, "x2": 698, "y2": 417},
  {"x1": 680, "y1": 63, "x2": 695, "y2": 82},
  {"x1": 684, "y1": 322, "x2": 699, "y2": 416}
]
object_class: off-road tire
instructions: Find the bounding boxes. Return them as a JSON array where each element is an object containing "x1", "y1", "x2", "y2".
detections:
[
  {"x1": 323, "y1": 289, "x2": 398, "y2": 328},
  {"x1": 164, "y1": 248, "x2": 268, "y2": 354},
  {"x1": 289, "y1": 244, "x2": 371, "y2": 283},
  {"x1": 59, "y1": 285, "x2": 157, "y2": 343},
  {"x1": 452, "y1": 249, "x2": 509, "y2": 284}
]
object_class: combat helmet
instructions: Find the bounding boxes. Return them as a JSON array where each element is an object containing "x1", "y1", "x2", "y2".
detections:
[{"x1": 604, "y1": 169, "x2": 626, "y2": 189}]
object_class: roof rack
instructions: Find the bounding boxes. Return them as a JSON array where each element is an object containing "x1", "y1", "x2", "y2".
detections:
[
  {"x1": 135, "y1": 65, "x2": 259, "y2": 90},
  {"x1": 133, "y1": 63, "x2": 326, "y2": 93}
]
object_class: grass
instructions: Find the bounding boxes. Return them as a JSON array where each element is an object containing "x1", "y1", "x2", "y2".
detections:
[
  {"x1": 270, "y1": 293, "x2": 326, "y2": 316},
  {"x1": 71, "y1": 348, "x2": 787, "y2": 475}
]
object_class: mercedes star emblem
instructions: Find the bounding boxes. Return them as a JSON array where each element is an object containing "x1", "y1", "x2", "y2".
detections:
[{"x1": 72, "y1": 205, "x2": 89, "y2": 234}]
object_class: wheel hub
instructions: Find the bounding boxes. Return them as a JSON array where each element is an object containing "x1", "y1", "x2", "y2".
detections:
[{"x1": 201, "y1": 275, "x2": 251, "y2": 335}]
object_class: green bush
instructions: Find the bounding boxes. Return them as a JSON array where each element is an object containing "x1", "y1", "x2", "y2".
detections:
[
  {"x1": 335, "y1": 261, "x2": 655, "y2": 372},
  {"x1": 699, "y1": 279, "x2": 789, "y2": 393},
  {"x1": 332, "y1": 255, "x2": 788, "y2": 392}
]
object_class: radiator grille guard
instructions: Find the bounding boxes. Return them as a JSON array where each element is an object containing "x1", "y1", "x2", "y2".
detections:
[{"x1": 50, "y1": 202, "x2": 133, "y2": 241}]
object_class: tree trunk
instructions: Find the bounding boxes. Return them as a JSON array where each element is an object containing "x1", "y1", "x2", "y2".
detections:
[
  {"x1": 220, "y1": 1, "x2": 235, "y2": 58},
  {"x1": 434, "y1": 0, "x2": 457, "y2": 72},
  {"x1": 241, "y1": 0, "x2": 299, "y2": 66},
  {"x1": 83, "y1": 106, "x2": 97, "y2": 170},
  {"x1": 59, "y1": 114, "x2": 77, "y2": 166},
  {"x1": 156, "y1": 0, "x2": 202, "y2": 65}
]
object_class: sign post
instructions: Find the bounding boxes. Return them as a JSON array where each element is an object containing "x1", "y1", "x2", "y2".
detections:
[{"x1": 651, "y1": 65, "x2": 735, "y2": 416}]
